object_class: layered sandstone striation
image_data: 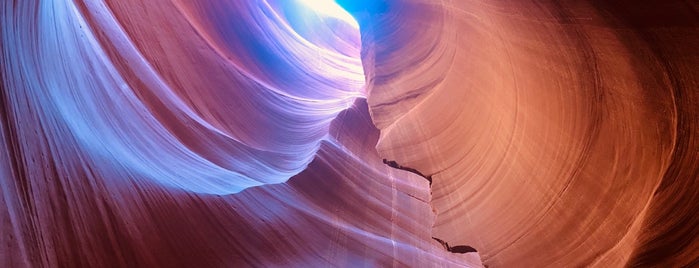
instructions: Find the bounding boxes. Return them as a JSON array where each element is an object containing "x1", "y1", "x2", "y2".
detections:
[
  {"x1": 353, "y1": 0, "x2": 698, "y2": 266},
  {"x1": 1, "y1": 0, "x2": 697, "y2": 267}
]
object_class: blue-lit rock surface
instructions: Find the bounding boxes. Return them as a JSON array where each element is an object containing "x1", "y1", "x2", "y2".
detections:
[{"x1": 1, "y1": 0, "x2": 697, "y2": 267}]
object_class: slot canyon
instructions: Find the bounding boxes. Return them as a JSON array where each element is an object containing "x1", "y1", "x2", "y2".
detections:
[{"x1": 1, "y1": 0, "x2": 698, "y2": 267}]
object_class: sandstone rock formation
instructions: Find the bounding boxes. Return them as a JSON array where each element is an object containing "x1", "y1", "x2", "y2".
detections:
[{"x1": 1, "y1": 0, "x2": 697, "y2": 267}]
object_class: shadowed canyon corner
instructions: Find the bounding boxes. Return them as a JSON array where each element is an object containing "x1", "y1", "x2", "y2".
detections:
[{"x1": 1, "y1": 0, "x2": 697, "y2": 267}]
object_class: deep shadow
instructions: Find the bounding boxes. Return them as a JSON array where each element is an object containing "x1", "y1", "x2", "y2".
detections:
[
  {"x1": 382, "y1": 159, "x2": 432, "y2": 185},
  {"x1": 433, "y1": 237, "x2": 478, "y2": 254}
]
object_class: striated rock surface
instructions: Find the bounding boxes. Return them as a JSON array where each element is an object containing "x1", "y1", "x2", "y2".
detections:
[
  {"x1": 354, "y1": 0, "x2": 698, "y2": 267},
  {"x1": 1, "y1": 0, "x2": 480, "y2": 266},
  {"x1": 1, "y1": 0, "x2": 698, "y2": 267}
]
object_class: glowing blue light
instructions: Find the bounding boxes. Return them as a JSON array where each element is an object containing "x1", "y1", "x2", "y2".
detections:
[{"x1": 297, "y1": 0, "x2": 359, "y2": 28}]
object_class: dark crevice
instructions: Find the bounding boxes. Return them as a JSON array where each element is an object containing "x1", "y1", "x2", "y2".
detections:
[
  {"x1": 432, "y1": 237, "x2": 478, "y2": 254},
  {"x1": 382, "y1": 159, "x2": 480, "y2": 256},
  {"x1": 382, "y1": 159, "x2": 432, "y2": 185}
]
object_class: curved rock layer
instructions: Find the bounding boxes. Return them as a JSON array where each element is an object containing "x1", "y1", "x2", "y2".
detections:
[
  {"x1": 0, "y1": 0, "x2": 480, "y2": 266},
  {"x1": 353, "y1": 0, "x2": 698, "y2": 266},
  {"x1": 3, "y1": 0, "x2": 368, "y2": 195},
  {"x1": 1, "y1": 0, "x2": 697, "y2": 267}
]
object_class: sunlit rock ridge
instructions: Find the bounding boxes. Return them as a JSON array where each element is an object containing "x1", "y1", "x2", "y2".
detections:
[{"x1": 1, "y1": 0, "x2": 697, "y2": 267}]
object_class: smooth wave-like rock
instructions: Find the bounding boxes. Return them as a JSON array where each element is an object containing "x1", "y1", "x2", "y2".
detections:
[
  {"x1": 3, "y1": 0, "x2": 368, "y2": 195},
  {"x1": 2, "y1": 0, "x2": 697, "y2": 267},
  {"x1": 354, "y1": 0, "x2": 698, "y2": 266},
  {"x1": 1, "y1": 0, "x2": 481, "y2": 266}
]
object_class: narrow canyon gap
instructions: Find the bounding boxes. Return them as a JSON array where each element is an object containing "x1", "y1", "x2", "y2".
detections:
[{"x1": 1, "y1": 0, "x2": 698, "y2": 267}]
